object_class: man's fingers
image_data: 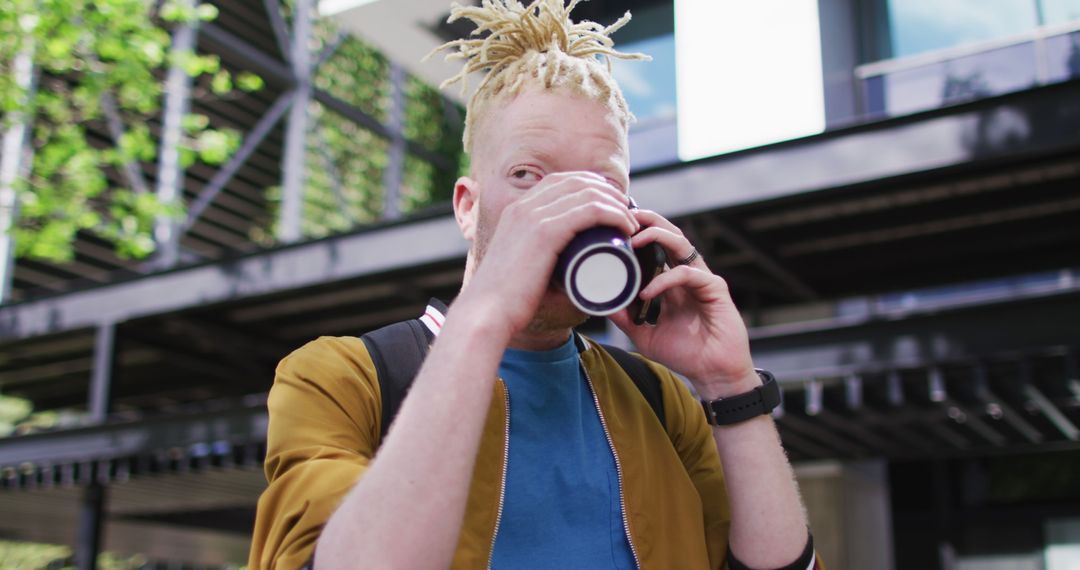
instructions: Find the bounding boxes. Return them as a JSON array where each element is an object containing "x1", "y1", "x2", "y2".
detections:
[
  {"x1": 631, "y1": 226, "x2": 706, "y2": 271},
  {"x1": 640, "y1": 265, "x2": 726, "y2": 301},
  {"x1": 631, "y1": 209, "x2": 683, "y2": 236},
  {"x1": 522, "y1": 172, "x2": 629, "y2": 209},
  {"x1": 536, "y1": 189, "x2": 638, "y2": 235}
]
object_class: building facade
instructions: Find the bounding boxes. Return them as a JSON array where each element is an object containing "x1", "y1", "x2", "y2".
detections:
[{"x1": 1, "y1": 0, "x2": 1079, "y2": 568}]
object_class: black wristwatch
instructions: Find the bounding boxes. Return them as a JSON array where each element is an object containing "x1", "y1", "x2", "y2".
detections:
[{"x1": 700, "y1": 369, "x2": 782, "y2": 426}]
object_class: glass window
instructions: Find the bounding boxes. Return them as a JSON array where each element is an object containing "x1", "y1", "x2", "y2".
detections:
[
  {"x1": 1040, "y1": 0, "x2": 1080, "y2": 25},
  {"x1": 887, "y1": 0, "x2": 1039, "y2": 57},
  {"x1": 864, "y1": 42, "x2": 1038, "y2": 117},
  {"x1": 1044, "y1": 30, "x2": 1080, "y2": 81}
]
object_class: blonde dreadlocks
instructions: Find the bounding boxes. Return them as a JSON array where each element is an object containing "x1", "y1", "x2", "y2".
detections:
[{"x1": 429, "y1": 0, "x2": 649, "y2": 152}]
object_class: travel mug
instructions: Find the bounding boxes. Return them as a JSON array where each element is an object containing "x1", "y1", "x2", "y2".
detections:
[{"x1": 553, "y1": 226, "x2": 642, "y2": 316}]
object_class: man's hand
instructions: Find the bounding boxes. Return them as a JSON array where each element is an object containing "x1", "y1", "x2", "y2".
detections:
[
  {"x1": 609, "y1": 209, "x2": 758, "y2": 400},
  {"x1": 457, "y1": 172, "x2": 639, "y2": 337}
]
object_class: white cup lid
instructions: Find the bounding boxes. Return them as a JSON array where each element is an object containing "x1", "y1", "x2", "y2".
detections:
[{"x1": 575, "y1": 251, "x2": 629, "y2": 304}]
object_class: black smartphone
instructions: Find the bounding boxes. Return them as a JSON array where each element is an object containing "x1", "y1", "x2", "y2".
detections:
[{"x1": 630, "y1": 238, "x2": 666, "y2": 325}]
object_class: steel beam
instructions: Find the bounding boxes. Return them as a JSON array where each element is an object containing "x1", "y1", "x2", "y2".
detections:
[
  {"x1": 777, "y1": 413, "x2": 868, "y2": 456},
  {"x1": 155, "y1": 8, "x2": 199, "y2": 268},
  {"x1": 1064, "y1": 351, "x2": 1080, "y2": 400},
  {"x1": 314, "y1": 125, "x2": 349, "y2": 214},
  {"x1": 279, "y1": 0, "x2": 313, "y2": 244},
  {"x1": 631, "y1": 81, "x2": 1080, "y2": 218},
  {"x1": 813, "y1": 410, "x2": 902, "y2": 456},
  {"x1": 750, "y1": 285, "x2": 1080, "y2": 381},
  {"x1": 972, "y1": 363, "x2": 1044, "y2": 444},
  {"x1": 182, "y1": 89, "x2": 296, "y2": 232},
  {"x1": 87, "y1": 323, "x2": 116, "y2": 424},
  {"x1": 0, "y1": 403, "x2": 267, "y2": 470},
  {"x1": 711, "y1": 221, "x2": 818, "y2": 301},
  {"x1": 100, "y1": 91, "x2": 151, "y2": 196},
  {"x1": 383, "y1": 62, "x2": 407, "y2": 220},
  {"x1": 944, "y1": 398, "x2": 1008, "y2": 447},
  {"x1": 313, "y1": 89, "x2": 455, "y2": 172},
  {"x1": 0, "y1": 215, "x2": 466, "y2": 341},
  {"x1": 314, "y1": 30, "x2": 348, "y2": 71},
  {"x1": 1020, "y1": 360, "x2": 1080, "y2": 440},
  {"x1": 197, "y1": 22, "x2": 455, "y2": 177},
  {"x1": 262, "y1": 0, "x2": 291, "y2": 61},
  {"x1": 200, "y1": 23, "x2": 295, "y2": 88},
  {"x1": 75, "y1": 482, "x2": 106, "y2": 570},
  {"x1": 0, "y1": 44, "x2": 35, "y2": 304}
]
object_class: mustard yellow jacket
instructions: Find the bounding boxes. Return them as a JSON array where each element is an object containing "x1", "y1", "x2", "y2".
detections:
[{"x1": 251, "y1": 334, "x2": 744, "y2": 569}]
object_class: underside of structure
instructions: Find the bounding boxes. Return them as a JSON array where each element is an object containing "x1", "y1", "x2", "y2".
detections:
[{"x1": 1, "y1": 0, "x2": 1079, "y2": 566}]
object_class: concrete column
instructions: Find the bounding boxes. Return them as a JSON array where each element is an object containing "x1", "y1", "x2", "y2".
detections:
[{"x1": 796, "y1": 459, "x2": 896, "y2": 570}]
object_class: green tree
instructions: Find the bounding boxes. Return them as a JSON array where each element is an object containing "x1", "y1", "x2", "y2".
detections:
[{"x1": 0, "y1": 0, "x2": 260, "y2": 262}]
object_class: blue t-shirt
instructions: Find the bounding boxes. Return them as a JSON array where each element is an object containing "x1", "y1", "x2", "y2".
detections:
[{"x1": 490, "y1": 336, "x2": 636, "y2": 569}]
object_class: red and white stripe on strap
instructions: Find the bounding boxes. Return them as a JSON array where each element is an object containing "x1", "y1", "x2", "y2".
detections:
[{"x1": 419, "y1": 303, "x2": 446, "y2": 337}]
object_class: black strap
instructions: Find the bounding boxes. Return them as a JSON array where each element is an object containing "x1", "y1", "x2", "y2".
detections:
[
  {"x1": 360, "y1": 319, "x2": 432, "y2": 444},
  {"x1": 362, "y1": 321, "x2": 666, "y2": 447},
  {"x1": 727, "y1": 530, "x2": 816, "y2": 570},
  {"x1": 600, "y1": 344, "x2": 666, "y2": 429}
]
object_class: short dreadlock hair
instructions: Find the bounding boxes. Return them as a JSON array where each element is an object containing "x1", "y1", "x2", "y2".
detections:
[{"x1": 430, "y1": 0, "x2": 649, "y2": 153}]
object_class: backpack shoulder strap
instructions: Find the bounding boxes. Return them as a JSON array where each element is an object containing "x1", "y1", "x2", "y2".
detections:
[
  {"x1": 600, "y1": 343, "x2": 667, "y2": 430},
  {"x1": 361, "y1": 319, "x2": 432, "y2": 445}
]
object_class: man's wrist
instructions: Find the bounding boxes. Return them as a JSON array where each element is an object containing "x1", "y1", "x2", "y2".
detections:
[
  {"x1": 693, "y1": 369, "x2": 762, "y2": 401},
  {"x1": 443, "y1": 295, "x2": 513, "y2": 346}
]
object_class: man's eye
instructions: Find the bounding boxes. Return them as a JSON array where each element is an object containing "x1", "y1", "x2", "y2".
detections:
[{"x1": 510, "y1": 168, "x2": 542, "y2": 182}]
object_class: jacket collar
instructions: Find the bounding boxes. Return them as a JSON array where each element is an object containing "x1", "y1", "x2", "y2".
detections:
[{"x1": 418, "y1": 298, "x2": 590, "y2": 352}]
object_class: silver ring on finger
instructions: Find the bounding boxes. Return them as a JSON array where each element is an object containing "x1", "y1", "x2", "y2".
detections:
[{"x1": 675, "y1": 248, "x2": 699, "y2": 266}]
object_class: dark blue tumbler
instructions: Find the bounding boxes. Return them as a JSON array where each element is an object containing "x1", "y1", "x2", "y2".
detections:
[{"x1": 552, "y1": 226, "x2": 642, "y2": 316}]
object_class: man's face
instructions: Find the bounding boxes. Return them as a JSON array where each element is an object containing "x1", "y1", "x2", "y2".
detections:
[{"x1": 462, "y1": 86, "x2": 631, "y2": 331}]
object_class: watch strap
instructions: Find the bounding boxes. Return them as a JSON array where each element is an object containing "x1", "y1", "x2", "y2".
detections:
[{"x1": 700, "y1": 369, "x2": 782, "y2": 426}]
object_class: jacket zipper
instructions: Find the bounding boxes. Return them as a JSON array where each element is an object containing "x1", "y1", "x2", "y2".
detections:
[
  {"x1": 582, "y1": 365, "x2": 642, "y2": 569},
  {"x1": 487, "y1": 380, "x2": 510, "y2": 569}
]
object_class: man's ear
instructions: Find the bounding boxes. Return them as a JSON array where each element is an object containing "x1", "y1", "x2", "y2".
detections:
[{"x1": 453, "y1": 176, "x2": 479, "y2": 242}]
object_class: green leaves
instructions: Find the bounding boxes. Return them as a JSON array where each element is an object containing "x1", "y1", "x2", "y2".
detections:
[
  {"x1": 0, "y1": 0, "x2": 262, "y2": 263},
  {"x1": 161, "y1": 1, "x2": 219, "y2": 23},
  {"x1": 194, "y1": 127, "x2": 240, "y2": 165}
]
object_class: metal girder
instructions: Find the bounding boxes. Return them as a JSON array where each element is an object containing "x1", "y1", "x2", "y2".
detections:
[
  {"x1": 200, "y1": 20, "x2": 454, "y2": 174},
  {"x1": 0, "y1": 403, "x2": 267, "y2": 472},
  {"x1": 711, "y1": 221, "x2": 818, "y2": 301},
  {"x1": 0, "y1": 44, "x2": 36, "y2": 304},
  {"x1": 1019, "y1": 359, "x2": 1080, "y2": 440},
  {"x1": 88, "y1": 323, "x2": 116, "y2": 424},
  {"x1": 314, "y1": 30, "x2": 349, "y2": 71},
  {"x1": 314, "y1": 124, "x2": 349, "y2": 213},
  {"x1": 972, "y1": 363, "x2": 1044, "y2": 444},
  {"x1": 262, "y1": 0, "x2": 291, "y2": 61},
  {"x1": 312, "y1": 89, "x2": 455, "y2": 172},
  {"x1": 100, "y1": 92, "x2": 152, "y2": 196},
  {"x1": 182, "y1": 89, "x2": 297, "y2": 232},
  {"x1": 630, "y1": 82, "x2": 1080, "y2": 218},
  {"x1": 155, "y1": 9, "x2": 199, "y2": 269},
  {"x1": 0, "y1": 215, "x2": 466, "y2": 341},
  {"x1": 201, "y1": 23, "x2": 295, "y2": 88},
  {"x1": 383, "y1": 62, "x2": 407, "y2": 220},
  {"x1": 279, "y1": 0, "x2": 313, "y2": 244},
  {"x1": 76, "y1": 482, "x2": 105, "y2": 570},
  {"x1": 749, "y1": 284, "x2": 1080, "y2": 381}
]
